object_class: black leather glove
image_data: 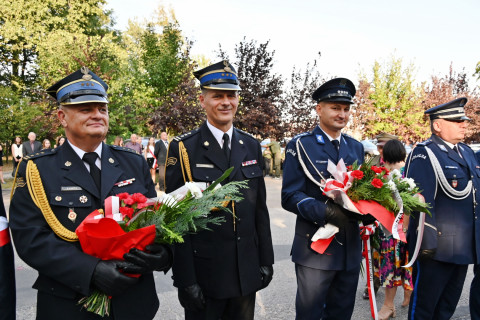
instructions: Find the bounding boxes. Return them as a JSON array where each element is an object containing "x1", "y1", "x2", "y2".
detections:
[
  {"x1": 359, "y1": 214, "x2": 377, "y2": 225},
  {"x1": 259, "y1": 265, "x2": 274, "y2": 289},
  {"x1": 178, "y1": 283, "x2": 205, "y2": 312},
  {"x1": 325, "y1": 202, "x2": 352, "y2": 227},
  {"x1": 419, "y1": 248, "x2": 436, "y2": 261},
  {"x1": 92, "y1": 260, "x2": 139, "y2": 296},
  {"x1": 123, "y1": 244, "x2": 172, "y2": 273}
]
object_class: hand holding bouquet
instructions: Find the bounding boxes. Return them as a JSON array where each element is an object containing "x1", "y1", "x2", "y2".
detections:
[{"x1": 77, "y1": 168, "x2": 247, "y2": 316}]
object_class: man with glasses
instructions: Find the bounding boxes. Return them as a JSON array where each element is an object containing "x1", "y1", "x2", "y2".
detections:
[{"x1": 404, "y1": 97, "x2": 480, "y2": 319}]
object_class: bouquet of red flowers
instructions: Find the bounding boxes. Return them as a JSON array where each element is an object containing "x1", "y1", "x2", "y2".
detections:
[
  {"x1": 311, "y1": 158, "x2": 430, "y2": 252},
  {"x1": 76, "y1": 168, "x2": 247, "y2": 316}
]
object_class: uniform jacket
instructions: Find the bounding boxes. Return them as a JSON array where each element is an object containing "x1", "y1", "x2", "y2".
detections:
[
  {"x1": 281, "y1": 126, "x2": 364, "y2": 271},
  {"x1": 9, "y1": 142, "x2": 158, "y2": 320},
  {"x1": 405, "y1": 134, "x2": 480, "y2": 265},
  {"x1": 154, "y1": 139, "x2": 168, "y2": 165},
  {"x1": 22, "y1": 140, "x2": 42, "y2": 156},
  {"x1": 165, "y1": 123, "x2": 274, "y2": 299}
]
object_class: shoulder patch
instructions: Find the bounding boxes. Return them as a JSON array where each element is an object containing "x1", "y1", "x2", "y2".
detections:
[
  {"x1": 24, "y1": 148, "x2": 56, "y2": 160},
  {"x1": 173, "y1": 128, "x2": 200, "y2": 142}
]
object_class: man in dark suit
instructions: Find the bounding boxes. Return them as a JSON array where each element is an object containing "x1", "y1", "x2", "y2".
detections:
[
  {"x1": 154, "y1": 131, "x2": 169, "y2": 191},
  {"x1": 22, "y1": 132, "x2": 42, "y2": 156},
  {"x1": 165, "y1": 60, "x2": 274, "y2": 320},
  {"x1": 281, "y1": 78, "x2": 369, "y2": 319},
  {"x1": 404, "y1": 98, "x2": 480, "y2": 320},
  {"x1": 9, "y1": 67, "x2": 172, "y2": 320}
]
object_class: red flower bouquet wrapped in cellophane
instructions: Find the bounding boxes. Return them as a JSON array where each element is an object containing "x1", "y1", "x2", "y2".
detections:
[
  {"x1": 76, "y1": 167, "x2": 247, "y2": 316},
  {"x1": 311, "y1": 158, "x2": 430, "y2": 253}
]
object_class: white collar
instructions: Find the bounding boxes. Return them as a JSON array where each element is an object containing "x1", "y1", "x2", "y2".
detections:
[
  {"x1": 206, "y1": 121, "x2": 233, "y2": 148},
  {"x1": 318, "y1": 126, "x2": 341, "y2": 144},
  {"x1": 68, "y1": 141, "x2": 102, "y2": 169}
]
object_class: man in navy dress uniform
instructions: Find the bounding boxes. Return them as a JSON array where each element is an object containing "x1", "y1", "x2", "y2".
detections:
[
  {"x1": 404, "y1": 97, "x2": 480, "y2": 320},
  {"x1": 165, "y1": 60, "x2": 274, "y2": 320},
  {"x1": 9, "y1": 67, "x2": 172, "y2": 320},
  {"x1": 472, "y1": 150, "x2": 480, "y2": 320},
  {"x1": 281, "y1": 78, "x2": 369, "y2": 319}
]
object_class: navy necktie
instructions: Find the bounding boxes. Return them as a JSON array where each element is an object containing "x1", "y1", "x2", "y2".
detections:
[
  {"x1": 223, "y1": 133, "x2": 230, "y2": 163},
  {"x1": 332, "y1": 140, "x2": 340, "y2": 161},
  {"x1": 83, "y1": 152, "x2": 101, "y2": 191}
]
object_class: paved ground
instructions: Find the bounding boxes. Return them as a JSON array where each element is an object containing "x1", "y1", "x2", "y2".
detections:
[{"x1": 3, "y1": 175, "x2": 473, "y2": 319}]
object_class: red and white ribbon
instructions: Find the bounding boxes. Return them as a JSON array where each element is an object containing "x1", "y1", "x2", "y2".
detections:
[
  {"x1": 361, "y1": 221, "x2": 380, "y2": 320},
  {"x1": 0, "y1": 216, "x2": 11, "y2": 247}
]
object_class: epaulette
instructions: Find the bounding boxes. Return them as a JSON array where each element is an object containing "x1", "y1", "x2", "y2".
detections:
[
  {"x1": 173, "y1": 128, "x2": 200, "y2": 142},
  {"x1": 417, "y1": 139, "x2": 432, "y2": 146},
  {"x1": 236, "y1": 128, "x2": 256, "y2": 140},
  {"x1": 22, "y1": 148, "x2": 56, "y2": 161},
  {"x1": 110, "y1": 145, "x2": 143, "y2": 156},
  {"x1": 342, "y1": 133, "x2": 358, "y2": 141},
  {"x1": 293, "y1": 131, "x2": 311, "y2": 140}
]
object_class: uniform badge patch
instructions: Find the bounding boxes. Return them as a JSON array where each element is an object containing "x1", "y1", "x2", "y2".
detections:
[
  {"x1": 316, "y1": 135, "x2": 325, "y2": 144},
  {"x1": 15, "y1": 177, "x2": 26, "y2": 188},
  {"x1": 166, "y1": 157, "x2": 177, "y2": 166},
  {"x1": 439, "y1": 145, "x2": 448, "y2": 152}
]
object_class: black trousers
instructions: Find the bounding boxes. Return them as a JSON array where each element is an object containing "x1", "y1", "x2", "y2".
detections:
[
  {"x1": 471, "y1": 264, "x2": 480, "y2": 320},
  {"x1": 295, "y1": 264, "x2": 360, "y2": 320},
  {"x1": 36, "y1": 291, "x2": 114, "y2": 320},
  {"x1": 185, "y1": 292, "x2": 256, "y2": 320},
  {"x1": 408, "y1": 259, "x2": 467, "y2": 320}
]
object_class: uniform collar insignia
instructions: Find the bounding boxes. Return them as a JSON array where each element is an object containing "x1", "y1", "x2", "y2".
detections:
[
  {"x1": 316, "y1": 135, "x2": 325, "y2": 144},
  {"x1": 438, "y1": 144, "x2": 448, "y2": 152}
]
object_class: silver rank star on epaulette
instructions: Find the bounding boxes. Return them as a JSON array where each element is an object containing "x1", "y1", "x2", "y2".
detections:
[{"x1": 114, "y1": 178, "x2": 135, "y2": 187}]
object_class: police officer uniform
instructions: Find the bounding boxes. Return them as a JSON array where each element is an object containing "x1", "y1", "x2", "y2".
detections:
[
  {"x1": 9, "y1": 68, "x2": 159, "y2": 320},
  {"x1": 281, "y1": 78, "x2": 365, "y2": 319},
  {"x1": 165, "y1": 61, "x2": 274, "y2": 320},
  {"x1": 471, "y1": 150, "x2": 480, "y2": 320},
  {"x1": 404, "y1": 98, "x2": 480, "y2": 320}
]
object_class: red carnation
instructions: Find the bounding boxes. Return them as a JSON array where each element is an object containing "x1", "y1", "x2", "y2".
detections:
[
  {"x1": 117, "y1": 193, "x2": 129, "y2": 200},
  {"x1": 122, "y1": 196, "x2": 135, "y2": 206},
  {"x1": 371, "y1": 166, "x2": 383, "y2": 174},
  {"x1": 371, "y1": 178, "x2": 383, "y2": 188},
  {"x1": 351, "y1": 170, "x2": 364, "y2": 180},
  {"x1": 131, "y1": 193, "x2": 148, "y2": 204},
  {"x1": 119, "y1": 206, "x2": 134, "y2": 219}
]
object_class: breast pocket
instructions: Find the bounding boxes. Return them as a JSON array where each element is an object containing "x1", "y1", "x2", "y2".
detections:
[
  {"x1": 444, "y1": 168, "x2": 467, "y2": 189},
  {"x1": 241, "y1": 164, "x2": 263, "y2": 179},
  {"x1": 192, "y1": 167, "x2": 224, "y2": 182},
  {"x1": 50, "y1": 192, "x2": 92, "y2": 208}
]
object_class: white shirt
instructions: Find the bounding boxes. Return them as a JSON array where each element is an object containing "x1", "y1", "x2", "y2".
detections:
[
  {"x1": 206, "y1": 120, "x2": 233, "y2": 149},
  {"x1": 318, "y1": 126, "x2": 342, "y2": 145},
  {"x1": 68, "y1": 141, "x2": 102, "y2": 171}
]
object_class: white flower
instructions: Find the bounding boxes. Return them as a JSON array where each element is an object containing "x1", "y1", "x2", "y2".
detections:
[
  {"x1": 185, "y1": 182, "x2": 203, "y2": 199},
  {"x1": 404, "y1": 177, "x2": 416, "y2": 191},
  {"x1": 389, "y1": 169, "x2": 402, "y2": 180},
  {"x1": 387, "y1": 180, "x2": 397, "y2": 191}
]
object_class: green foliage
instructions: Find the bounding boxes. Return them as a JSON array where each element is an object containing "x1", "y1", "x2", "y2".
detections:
[
  {"x1": 347, "y1": 159, "x2": 431, "y2": 216},
  {"x1": 356, "y1": 56, "x2": 429, "y2": 142}
]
